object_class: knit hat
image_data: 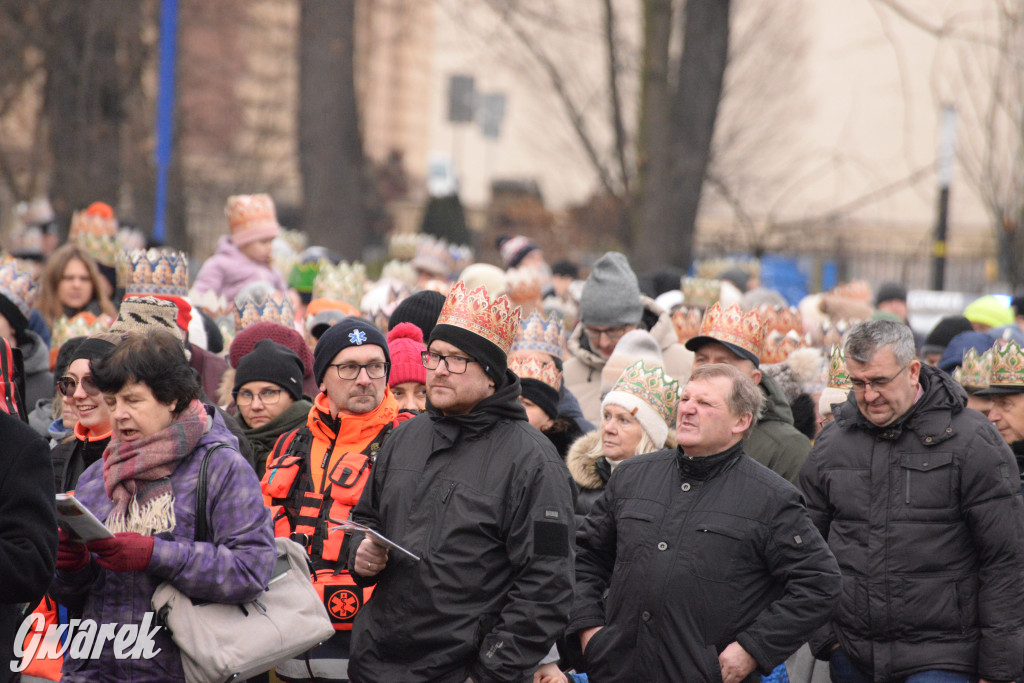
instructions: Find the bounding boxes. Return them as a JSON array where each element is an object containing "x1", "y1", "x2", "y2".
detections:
[
  {"x1": 509, "y1": 356, "x2": 561, "y2": 420},
  {"x1": 313, "y1": 318, "x2": 390, "y2": 386},
  {"x1": 497, "y1": 235, "x2": 540, "y2": 269},
  {"x1": 234, "y1": 339, "x2": 304, "y2": 401},
  {"x1": 600, "y1": 329, "x2": 663, "y2": 396},
  {"x1": 229, "y1": 321, "x2": 314, "y2": 379},
  {"x1": 602, "y1": 360, "x2": 679, "y2": 449},
  {"x1": 579, "y1": 252, "x2": 643, "y2": 327},
  {"x1": 305, "y1": 298, "x2": 360, "y2": 339},
  {"x1": 0, "y1": 258, "x2": 37, "y2": 337},
  {"x1": 54, "y1": 336, "x2": 86, "y2": 391},
  {"x1": 225, "y1": 194, "x2": 281, "y2": 247},
  {"x1": 389, "y1": 290, "x2": 446, "y2": 340},
  {"x1": 875, "y1": 281, "x2": 907, "y2": 307},
  {"x1": 110, "y1": 296, "x2": 186, "y2": 344},
  {"x1": 430, "y1": 281, "x2": 521, "y2": 386},
  {"x1": 69, "y1": 335, "x2": 117, "y2": 365},
  {"x1": 963, "y1": 295, "x2": 1014, "y2": 330},
  {"x1": 922, "y1": 315, "x2": 973, "y2": 358},
  {"x1": 387, "y1": 322, "x2": 427, "y2": 387}
]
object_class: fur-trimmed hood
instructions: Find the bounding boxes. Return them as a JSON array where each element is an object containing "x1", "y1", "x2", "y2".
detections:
[{"x1": 566, "y1": 428, "x2": 677, "y2": 491}]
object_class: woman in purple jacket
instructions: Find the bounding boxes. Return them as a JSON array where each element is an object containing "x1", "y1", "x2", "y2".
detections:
[{"x1": 50, "y1": 329, "x2": 275, "y2": 682}]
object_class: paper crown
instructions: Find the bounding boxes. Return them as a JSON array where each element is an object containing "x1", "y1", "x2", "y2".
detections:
[
  {"x1": 986, "y1": 340, "x2": 1024, "y2": 389},
  {"x1": 388, "y1": 232, "x2": 420, "y2": 261},
  {"x1": 672, "y1": 307, "x2": 703, "y2": 343},
  {"x1": 69, "y1": 202, "x2": 120, "y2": 267},
  {"x1": 761, "y1": 330, "x2": 812, "y2": 365},
  {"x1": 410, "y1": 235, "x2": 454, "y2": 278},
  {"x1": 608, "y1": 360, "x2": 680, "y2": 426},
  {"x1": 225, "y1": 194, "x2": 279, "y2": 234},
  {"x1": 233, "y1": 290, "x2": 295, "y2": 333},
  {"x1": 681, "y1": 277, "x2": 721, "y2": 310},
  {"x1": 696, "y1": 303, "x2": 767, "y2": 360},
  {"x1": 508, "y1": 355, "x2": 562, "y2": 391},
  {"x1": 820, "y1": 320, "x2": 853, "y2": 352},
  {"x1": 436, "y1": 280, "x2": 521, "y2": 355},
  {"x1": 0, "y1": 257, "x2": 38, "y2": 321},
  {"x1": 312, "y1": 261, "x2": 366, "y2": 307},
  {"x1": 762, "y1": 306, "x2": 803, "y2": 336},
  {"x1": 120, "y1": 248, "x2": 189, "y2": 298},
  {"x1": 830, "y1": 280, "x2": 873, "y2": 303},
  {"x1": 450, "y1": 243, "x2": 474, "y2": 275},
  {"x1": 954, "y1": 347, "x2": 993, "y2": 390},
  {"x1": 512, "y1": 311, "x2": 567, "y2": 359},
  {"x1": 826, "y1": 345, "x2": 852, "y2": 390},
  {"x1": 380, "y1": 259, "x2": 417, "y2": 289},
  {"x1": 505, "y1": 266, "x2": 545, "y2": 304},
  {"x1": 49, "y1": 313, "x2": 114, "y2": 369},
  {"x1": 188, "y1": 287, "x2": 232, "y2": 320}
]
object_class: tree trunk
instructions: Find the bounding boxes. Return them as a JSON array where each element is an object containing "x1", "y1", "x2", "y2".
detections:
[
  {"x1": 634, "y1": 0, "x2": 730, "y2": 272},
  {"x1": 298, "y1": 0, "x2": 371, "y2": 258}
]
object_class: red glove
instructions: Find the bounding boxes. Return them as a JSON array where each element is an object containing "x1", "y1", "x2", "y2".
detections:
[
  {"x1": 57, "y1": 529, "x2": 90, "y2": 572},
  {"x1": 87, "y1": 532, "x2": 155, "y2": 573}
]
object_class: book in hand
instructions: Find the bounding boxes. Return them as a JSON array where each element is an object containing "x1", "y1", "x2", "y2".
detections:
[
  {"x1": 56, "y1": 493, "x2": 114, "y2": 543},
  {"x1": 329, "y1": 518, "x2": 421, "y2": 562}
]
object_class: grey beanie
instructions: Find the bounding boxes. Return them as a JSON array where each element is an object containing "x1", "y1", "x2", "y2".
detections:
[{"x1": 580, "y1": 252, "x2": 643, "y2": 327}]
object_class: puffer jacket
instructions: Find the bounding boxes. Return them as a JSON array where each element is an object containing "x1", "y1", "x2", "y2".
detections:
[
  {"x1": 563, "y1": 297, "x2": 692, "y2": 425},
  {"x1": 745, "y1": 374, "x2": 812, "y2": 484},
  {"x1": 799, "y1": 365, "x2": 1024, "y2": 681},
  {"x1": 192, "y1": 235, "x2": 288, "y2": 302}
]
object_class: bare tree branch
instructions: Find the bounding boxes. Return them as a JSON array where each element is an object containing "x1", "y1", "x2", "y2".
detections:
[{"x1": 603, "y1": 0, "x2": 631, "y2": 199}]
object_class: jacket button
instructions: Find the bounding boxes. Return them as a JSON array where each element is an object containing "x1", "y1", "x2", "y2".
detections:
[
  {"x1": 657, "y1": 541, "x2": 668, "y2": 551},
  {"x1": 641, "y1": 611, "x2": 651, "y2": 621},
  {"x1": 681, "y1": 483, "x2": 691, "y2": 492},
  {"x1": 925, "y1": 437, "x2": 933, "y2": 443}
]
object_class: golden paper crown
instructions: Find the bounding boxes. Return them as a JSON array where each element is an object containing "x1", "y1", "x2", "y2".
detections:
[
  {"x1": 608, "y1": 360, "x2": 680, "y2": 426},
  {"x1": 826, "y1": 345, "x2": 852, "y2": 390},
  {"x1": 508, "y1": 355, "x2": 562, "y2": 390},
  {"x1": 762, "y1": 306, "x2": 803, "y2": 336},
  {"x1": 505, "y1": 266, "x2": 545, "y2": 304},
  {"x1": 696, "y1": 302, "x2": 767, "y2": 360},
  {"x1": 680, "y1": 277, "x2": 721, "y2": 310},
  {"x1": 312, "y1": 261, "x2": 366, "y2": 306},
  {"x1": 761, "y1": 330, "x2": 812, "y2": 365},
  {"x1": 512, "y1": 311, "x2": 566, "y2": 359},
  {"x1": 120, "y1": 248, "x2": 189, "y2": 298},
  {"x1": 672, "y1": 306, "x2": 703, "y2": 343},
  {"x1": 225, "y1": 194, "x2": 279, "y2": 234},
  {"x1": 986, "y1": 340, "x2": 1024, "y2": 389},
  {"x1": 51, "y1": 313, "x2": 113, "y2": 352},
  {"x1": 436, "y1": 280, "x2": 521, "y2": 355},
  {"x1": 233, "y1": 290, "x2": 295, "y2": 333},
  {"x1": 69, "y1": 203, "x2": 120, "y2": 267},
  {"x1": 954, "y1": 347, "x2": 993, "y2": 390}
]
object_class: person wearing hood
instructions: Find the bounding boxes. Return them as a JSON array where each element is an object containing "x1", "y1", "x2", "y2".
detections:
[
  {"x1": 347, "y1": 281, "x2": 575, "y2": 683},
  {"x1": 563, "y1": 252, "x2": 692, "y2": 424}
]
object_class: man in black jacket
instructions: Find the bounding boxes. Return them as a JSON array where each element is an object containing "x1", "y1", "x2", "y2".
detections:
[
  {"x1": 348, "y1": 281, "x2": 575, "y2": 683},
  {"x1": 800, "y1": 320, "x2": 1024, "y2": 683},
  {"x1": 569, "y1": 363, "x2": 839, "y2": 682}
]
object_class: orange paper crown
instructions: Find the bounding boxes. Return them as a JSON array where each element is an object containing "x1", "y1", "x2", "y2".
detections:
[
  {"x1": 762, "y1": 306, "x2": 803, "y2": 336},
  {"x1": 695, "y1": 302, "x2": 767, "y2": 360},
  {"x1": 508, "y1": 355, "x2": 562, "y2": 390},
  {"x1": 436, "y1": 281, "x2": 521, "y2": 355},
  {"x1": 672, "y1": 307, "x2": 703, "y2": 343},
  {"x1": 761, "y1": 330, "x2": 811, "y2": 365}
]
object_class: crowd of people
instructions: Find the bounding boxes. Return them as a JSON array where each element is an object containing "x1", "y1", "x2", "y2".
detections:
[{"x1": 1, "y1": 192, "x2": 1023, "y2": 682}]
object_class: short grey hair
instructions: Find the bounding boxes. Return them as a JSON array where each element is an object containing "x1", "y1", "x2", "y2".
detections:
[
  {"x1": 844, "y1": 319, "x2": 916, "y2": 366},
  {"x1": 687, "y1": 363, "x2": 763, "y2": 437}
]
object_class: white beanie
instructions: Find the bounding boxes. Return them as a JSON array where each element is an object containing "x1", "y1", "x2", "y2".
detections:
[
  {"x1": 601, "y1": 329, "x2": 663, "y2": 395},
  {"x1": 602, "y1": 360, "x2": 679, "y2": 449}
]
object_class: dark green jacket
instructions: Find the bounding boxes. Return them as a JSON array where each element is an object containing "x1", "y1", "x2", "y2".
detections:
[{"x1": 744, "y1": 374, "x2": 812, "y2": 484}]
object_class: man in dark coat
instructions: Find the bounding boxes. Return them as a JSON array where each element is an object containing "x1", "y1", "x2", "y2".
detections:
[
  {"x1": 800, "y1": 319, "x2": 1024, "y2": 682},
  {"x1": 348, "y1": 281, "x2": 575, "y2": 683},
  {"x1": 569, "y1": 363, "x2": 840, "y2": 682}
]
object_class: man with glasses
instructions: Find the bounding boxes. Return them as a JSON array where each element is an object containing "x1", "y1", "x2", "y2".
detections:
[
  {"x1": 799, "y1": 319, "x2": 1024, "y2": 683},
  {"x1": 261, "y1": 318, "x2": 410, "y2": 683},
  {"x1": 347, "y1": 281, "x2": 575, "y2": 683},
  {"x1": 564, "y1": 251, "x2": 692, "y2": 423}
]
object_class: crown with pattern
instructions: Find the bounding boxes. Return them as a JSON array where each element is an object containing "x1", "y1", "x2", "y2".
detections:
[
  {"x1": 607, "y1": 360, "x2": 680, "y2": 427},
  {"x1": 512, "y1": 311, "x2": 567, "y2": 359},
  {"x1": 762, "y1": 306, "x2": 803, "y2": 336},
  {"x1": 120, "y1": 248, "x2": 189, "y2": 298},
  {"x1": 761, "y1": 330, "x2": 812, "y2": 365},
  {"x1": 410, "y1": 235, "x2": 454, "y2": 278},
  {"x1": 672, "y1": 306, "x2": 704, "y2": 343},
  {"x1": 508, "y1": 355, "x2": 562, "y2": 391},
  {"x1": 954, "y1": 347, "x2": 993, "y2": 391},
  {"x1": 505, "y1": 266, "x2": 545, "y2": 304},
  {"x1": 0, "y1": 257, "x2": 38, "y2": 322},
  {"x1": 233, "y1": 290, "x2": 295, "y2": 333},
  {"x1": 825, "y1": 345, "x2": 852, "y2": 390},
  {"x1": 681, "y1": 277, "x2": 721, "y2": 310},
  {"x1": 820, "y1": 320, "x2": 853, "y2": 352},
  {"x1": 436, "y1": 280, "x2": 521, "y2": 355},
  {"x1": 312, "y1": 261, "x2": 366, "y2": 306},
  {"x1": 381, "y1": 259, "x2": 417, "y2": 289},
  {"x1": 69, "y1": 202, "x2": 120, "y2": 267},
  {"x1": 694, "y1": 302, "x2": 767, "y2": 360},
  {"x1": 985, "y1": 340, "x2": 1024, "y2": 389},
  {"x1": 388, "y1": 232, "x2": 420, "y2": 261},
  {"x1": 49, "y1": 312, "x2": 114, "y2": 368}
]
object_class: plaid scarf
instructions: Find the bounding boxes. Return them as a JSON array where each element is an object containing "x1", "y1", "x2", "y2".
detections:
[{"x1": 102, "y1": 399, "x2": 208, "y2": 536}]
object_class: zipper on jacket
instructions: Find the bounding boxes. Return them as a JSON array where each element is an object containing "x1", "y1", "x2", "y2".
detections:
[
  {"x1": 905, "y1": 470, "x2": 911, "y2": 505},
  {"x1": 319, "y1": 428, "x2": 342, "y2": 493},
  {"x1": 441, "y1": 481, "x2": 456, "y2": 504}
]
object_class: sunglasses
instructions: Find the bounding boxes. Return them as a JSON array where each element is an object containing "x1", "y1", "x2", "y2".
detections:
[{"x1": 57, "y1": 375, "x2": 100, "y2": 397}]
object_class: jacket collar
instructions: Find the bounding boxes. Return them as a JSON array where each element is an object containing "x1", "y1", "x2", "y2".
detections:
[{"x1": 676, "y1": 440, "x2": 744, "y2": 481}]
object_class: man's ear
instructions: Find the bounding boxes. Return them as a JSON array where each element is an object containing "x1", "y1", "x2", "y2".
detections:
[
  {"x1": 732, "y1": 411, "x2": 754, "y2": 436},
  {"x1": 750, "y1": 367, "x2": 762, "y2": 385}
]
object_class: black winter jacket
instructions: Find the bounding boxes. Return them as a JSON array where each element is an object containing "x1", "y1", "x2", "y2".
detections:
[
  {"x1": 569, "y1": 442, "x2": 840, "y2": 682},
  {"x1": 799, "y1": 365, "x2": 1024, "y2": 681},
  {"x1": 50, "y1": 430, "x2": 108, "y2": 494},
  {"x1": 347, "y1": 372, "x2": 576, "y2": 683}
]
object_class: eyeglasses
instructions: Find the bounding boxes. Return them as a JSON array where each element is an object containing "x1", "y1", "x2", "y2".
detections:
[
  {"x1": 421, "y1": 351, "x2": 477, "y2": 374},
  {"x1": 234, "y1": 388, "x2": 285, "y2": 406},
  {"x1": 328, "y1": 362, "x2": 389, "y2": 380},
  {"x1": 57, "y1": 375, "x2": 99, "y2": 397},
  {"x1": 849, "y1": 364, "x2": 909, "y2": 393},
  {"x1": 584, "y1": 325, "x2": 633, "y2": 343}
]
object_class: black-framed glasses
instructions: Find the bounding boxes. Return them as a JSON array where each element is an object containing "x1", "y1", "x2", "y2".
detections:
[
  {"x1": 234, "y1": 388, "x2": 285, "y2": 406},
  {"x1": 328, "y1": 361, "x2": 389, "y2": 380},
  {"x1": 57, "y1": 375, "x2": 99, "y2": 397},
  {"x1": 583, "y1": 324, "x2": 634, "y2": 343},
  {"x1": 850, "y1": 364, "x2": 909, "y2": 393},
  {"x1": 421, "y1": 351, "x2": 477, "y2": 374}
]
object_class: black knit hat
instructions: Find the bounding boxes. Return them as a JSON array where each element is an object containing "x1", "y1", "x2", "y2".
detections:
[
  {"x1": 313, "y1": 318, "x2": 390, "y2": 386},
  {"x1": 234, "y1": 339, "x2": 305, "y2": 401},
  {"x1": 922, "y1": 315, "x2": 973, "y2": 358},
  {"x1": 54, "y1": 336, "x2": 86, "y2": 391},
  {"x1": 429, "y1": 324, "x2": 507, "y2": 386},
  {"x1": 389, "y1": 290, "x2": 446, "y2": 341},
  {"x1": 520, "y1": 377, "x2": 558, "y2": 420},
  {"x1": 70, "y1": 337, "x2": 116, "y2": 365},
  {"x1": 875, "y1": 281, "x2": 908, "y2": 306}
]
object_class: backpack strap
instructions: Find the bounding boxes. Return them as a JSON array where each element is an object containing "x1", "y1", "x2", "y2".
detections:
[{"x1": 193, "y1": 444, "x2": 228, "y2": 544}]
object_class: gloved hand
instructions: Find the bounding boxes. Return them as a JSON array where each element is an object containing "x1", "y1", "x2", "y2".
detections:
[
  {"x1": 87, "y1": 532, "x2": 155, "y2": 573},
  {"x1": 57, "y1": 529, "x2": 90, "y2": 572}
]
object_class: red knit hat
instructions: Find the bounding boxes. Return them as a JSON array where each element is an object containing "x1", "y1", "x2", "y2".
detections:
[
  {"x1": 229, "y1": 321, "x2": 314, "y2": 379},
  {"x1": 387, "y1": 322, "x2": 426, "y2": 387}
]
